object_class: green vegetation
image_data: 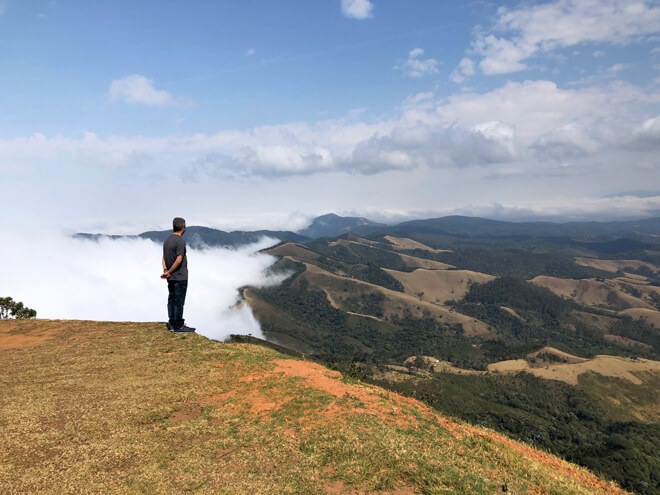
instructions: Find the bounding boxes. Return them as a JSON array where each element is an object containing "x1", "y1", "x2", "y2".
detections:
[
  {"x1": 0, "y1": 296, "x2": 37, "y2": 319},
  {"x1": 450, "y1": 278, "x2": 659, "y2": 359},
  {"x1": 348, "y1": 263, "x2": 404, "y2": 292},
  {"x1": 255, "y1": 281, "x2": 470, "y2": 365},
  {"x1": 341, "y1": 291, "x2": 385, "y2": 317},
  {"x1": 253, "y1": 230, "x2": 660, "y2": 494}
]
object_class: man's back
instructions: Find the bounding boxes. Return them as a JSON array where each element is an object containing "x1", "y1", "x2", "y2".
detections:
[{"x1": 163, "y1": 234, "x2": 188, "y2": 281}]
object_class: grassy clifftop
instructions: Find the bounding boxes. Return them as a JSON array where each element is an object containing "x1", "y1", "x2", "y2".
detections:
[{"x1": 0, "y1": 320, "x2": 627, "y2": 494}]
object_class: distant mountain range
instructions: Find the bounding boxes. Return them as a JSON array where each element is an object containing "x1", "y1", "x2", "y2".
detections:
[
  {"x1": 75, "y1": 213, "x2": 660, "y2": 248},
  {"x1": 74, "y1": 226, "x2": 308, "y2": 249}
]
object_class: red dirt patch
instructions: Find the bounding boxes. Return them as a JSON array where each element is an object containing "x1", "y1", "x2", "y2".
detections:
[
  {"x1": 272, "y1": 359, "x2": 433, "y2": 430},
  {"x1": 0, "y1": 332, "x2": 55, "y2": 350},
  {"x1": 0, "y1": 321, "x2": 59, "y2": 350}
]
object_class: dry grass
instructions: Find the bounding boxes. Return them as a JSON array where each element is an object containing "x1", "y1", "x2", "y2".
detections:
[
  {"x1": 383, "y1": 236, "x2": 451, "y2": 254},
  {"x1": 485, "y1": 345, "x2": 660, "y2": 386},
  {"x1": 264, "y1": 243, "x2": 321, "y2": 262},
  {"x1": 526, "y1": 355, "x2": 660, "y2": 386},
  {"x1": 574, "y1": 257, "x2": 659, "y2": 275},
  {"x1": 530, "y1": 276, "x2": 656, "y2": 310},
  {"x1": 396, "y1": 253, "x2": 454, "y2": 271},
  {"x1": 0, "y1": 319, "x2": 628, "y2": 494},
  {"x1": 384, "y1": 268, "x2": 494, "y2": 305},
  {"x1": 619, "y1": 308, "x2": 660, "y2": 327}
]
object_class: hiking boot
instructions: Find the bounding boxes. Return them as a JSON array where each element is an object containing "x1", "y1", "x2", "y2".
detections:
[{"x1": 174, "y1": 325, "x2": 196, "y2": 334}]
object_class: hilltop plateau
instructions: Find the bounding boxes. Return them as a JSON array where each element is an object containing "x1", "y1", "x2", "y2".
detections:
[{"x1": 0, "y1": 319, "x2": 630, "y2": 494}]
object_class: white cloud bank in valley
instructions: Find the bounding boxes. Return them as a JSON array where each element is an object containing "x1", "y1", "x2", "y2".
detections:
[{"x1": 4, "y1": 234, "x2": 286, "y2": 342}]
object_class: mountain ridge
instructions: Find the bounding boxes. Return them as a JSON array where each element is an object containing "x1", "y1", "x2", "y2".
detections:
[{"x1": 74, "y1": 213, "x2": 660, "y2": 248}]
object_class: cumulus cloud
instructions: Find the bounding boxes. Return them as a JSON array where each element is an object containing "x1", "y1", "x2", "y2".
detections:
[
  {"x1": 4, "y1": 234, "x2": 286, "y2": 342},
  {"x1": 532, "y1": 123, "x2": 599, "y2": 161},
  {"x1": 349, "y1": 119, "x2": 517, "y2": 172},
  {"x1": 340, "y1": 0, "x2": 373, "y2": 20},
  {"x1": 398, "y1": 48, "x2": 439, "y2": 78},
  {"x1": 109, "y1": 75, "x2": 177, "y2": 106},
  {"x1": 469, "y1": 0, "x2": 660, "y2": 75}
]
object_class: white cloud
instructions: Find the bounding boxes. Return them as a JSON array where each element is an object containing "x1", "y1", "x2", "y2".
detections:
[
  {"x1": 532, "y1": 123, "x2": 599, "y2": 161},
  {"x1": 4, "y1": 234, "x2": 286, "y2": 342},
  {"x1": 608, "y1": 63, "x2": 631, "y2": 73},
  {"x1": 592, "y1": 50, "x2": 605, "y2": 57},
  {"x1": 632, "y1": 114, "x2": 660, "y2": 148},
  {"x1": 340, "y1": 0, "x2": 373, "y2": 20},
  {"x1": 651, "y1": 46, "x2": 660, "y2": 54},
  {"x1": 470, "y1": 0, "x2": 660, "y2": 75},
  {"x1": 359, "y1": 195, "x2": 660, "y2": 223},
  {"x1": 246, "y1": 48, "x2": 256, "y2": 56},
  {"x1": 398, "y1": 47, "x2": 439, "y2": 78},
  {"x1": 450, "y1": 57, "x2": 475, "y2": 83},
  {"x1": 0, "y1": 3, "x2": 5, "y2": 16},
  {"x1": 109, "y1": 75, "x2": 177, "y2": 106},
  {"x1": 3, "y1": 80, "x2": 659, "y2": 182}
]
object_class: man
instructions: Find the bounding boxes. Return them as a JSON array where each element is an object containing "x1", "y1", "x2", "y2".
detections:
[{"x1": 161, "y1": 217, "x2": 195, "y2": 333}]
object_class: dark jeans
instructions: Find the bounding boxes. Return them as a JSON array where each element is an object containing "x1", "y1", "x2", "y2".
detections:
[{"x1": 167, "y1": 279, "x2": 188, "y2": 329}]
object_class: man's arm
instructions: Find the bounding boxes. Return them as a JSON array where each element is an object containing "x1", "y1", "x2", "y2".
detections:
[{"x1": 162, "y1": 255, "x2": 184, "y2": 279}]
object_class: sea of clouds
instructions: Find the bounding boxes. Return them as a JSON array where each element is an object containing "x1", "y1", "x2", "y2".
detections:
[{"x1": 4, "y1": 233, "x2": 287, "y2": 341}]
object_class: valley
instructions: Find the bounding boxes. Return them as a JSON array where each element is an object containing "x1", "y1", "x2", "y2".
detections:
[{"x1": 239, "y1": 216, "x2": 660, "y2": 494}]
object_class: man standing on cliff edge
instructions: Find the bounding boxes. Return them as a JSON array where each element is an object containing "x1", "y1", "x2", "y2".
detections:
[{"x1": 161, "y1": 217, "x2": 195, "y2": 333}]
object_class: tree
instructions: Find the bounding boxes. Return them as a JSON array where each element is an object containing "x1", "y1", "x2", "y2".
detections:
[{"x1": 0, "y1": 297, "x2": 37, "y2": 319}]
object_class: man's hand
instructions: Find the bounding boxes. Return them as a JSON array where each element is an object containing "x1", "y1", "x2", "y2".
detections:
[{"x1": 160, "y1": 270, "x2": 170, "y2": 279}]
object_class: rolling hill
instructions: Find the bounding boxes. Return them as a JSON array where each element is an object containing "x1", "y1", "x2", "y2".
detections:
[{"x1": 244, "y1": 228, "x2": 660, "y2": 494}]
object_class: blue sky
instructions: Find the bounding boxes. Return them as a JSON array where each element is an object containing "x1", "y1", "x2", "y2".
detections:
[{"x1": 2, "y1": 0, "x2": 660, "y2": 233}]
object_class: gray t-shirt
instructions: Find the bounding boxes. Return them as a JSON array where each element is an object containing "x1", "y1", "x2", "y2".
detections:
[{"x1": 163, "y1": 234, "x2": 188, "y2": 281}]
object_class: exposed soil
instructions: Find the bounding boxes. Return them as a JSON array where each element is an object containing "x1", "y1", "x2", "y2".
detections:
[{"x1": 0, "y1": 321, "x2": 59, "y2": 349}]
